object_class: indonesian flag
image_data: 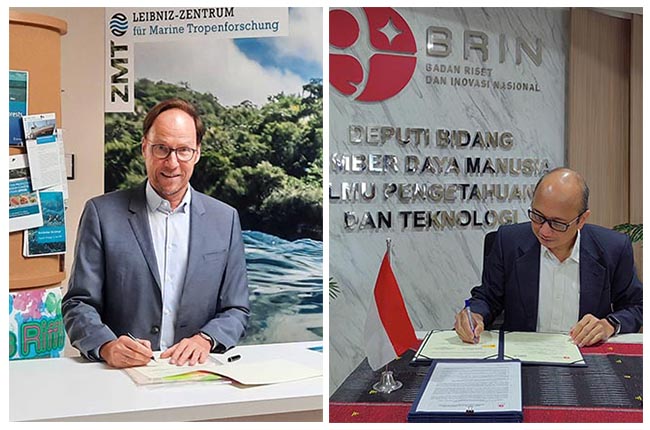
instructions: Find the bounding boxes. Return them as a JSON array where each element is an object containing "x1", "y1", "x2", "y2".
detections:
[{"x1": 364, "y1": 250, "x2": 418, "y2": 371}]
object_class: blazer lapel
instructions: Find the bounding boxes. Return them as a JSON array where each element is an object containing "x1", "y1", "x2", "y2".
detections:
[
  {"x1": 183, "y1": 189, "x2": 207, "y2": 290},
  {"x1": 514, "y1": 233, "x2": 541, "y2": 330},
  {"x1": 578, "y1": 228, "x2": 607, "y2": 318},
  {"x1": 127, "y1": 184, "x2": 162, "y2": 290}
]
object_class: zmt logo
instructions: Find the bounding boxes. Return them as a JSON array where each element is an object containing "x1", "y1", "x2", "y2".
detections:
[
  {"x1": 109, "y1": 13, "x2": 128, "y2": 37},
  {"x1": 330, "y1": 8, "x2": 416, "y2": 102}
]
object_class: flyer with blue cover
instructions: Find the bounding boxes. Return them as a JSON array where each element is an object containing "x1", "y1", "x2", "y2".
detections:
[
  {"x1": 9, "y1": 70, "x2": 28, "y2": 146},
  {"x1": 24, "y1": 191, "x2": 66, "y2": 257},
  {"x1": 9, "y1": 154, "x2": 43, "y2": 232}
]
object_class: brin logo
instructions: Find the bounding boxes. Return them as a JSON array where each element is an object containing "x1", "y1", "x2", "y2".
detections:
[
  {"x1": 330, "y1": 8, "x2": 416, "y2": 102},
  {"x1": 109, "y1": 13, "x2": 128, "y2": 37}
]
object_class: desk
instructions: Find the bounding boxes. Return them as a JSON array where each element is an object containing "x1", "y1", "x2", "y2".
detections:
[
  {"x1": 10, "y1": 341, "x2": 323, "y2": 422},
  {"x1": 330, "y1": 336, "x2": 642, "y2": 423}
]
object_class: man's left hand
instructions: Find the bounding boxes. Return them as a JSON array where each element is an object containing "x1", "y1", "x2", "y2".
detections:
[
  {"x1": 160, "y1": 334, "x2": 212, "y2": 366},
  {"x1": 569, "y1": 313, "x2": 616, "y2": 347}
]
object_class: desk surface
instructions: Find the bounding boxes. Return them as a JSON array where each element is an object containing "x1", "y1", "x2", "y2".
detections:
[
  {"x1": 330, "y1": 335, "x2": 642, "y2": 423},
  {"x1": 11, "y1": 341, "x2": 323, "y2": 422}
]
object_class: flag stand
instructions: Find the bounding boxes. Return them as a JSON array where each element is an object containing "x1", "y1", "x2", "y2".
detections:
[
  {"x1": 370, "y1": 238, "x2": 404, "y2": 394},
  {"x1": 372, "y1": 365, "x2": 403, "y2": 393}
]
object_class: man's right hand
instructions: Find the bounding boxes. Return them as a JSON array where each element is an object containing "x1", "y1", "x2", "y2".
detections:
[
  {"x1": 454, "y1": 309, "x2": 485, "y2": 343},
  {"x1": 99, "y1": 335, "x2": 154, "y2": 368}
]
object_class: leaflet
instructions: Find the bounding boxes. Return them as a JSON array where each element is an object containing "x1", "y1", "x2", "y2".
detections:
[
  {"x1": 24, "y1": 114, "x2": 66, "y2": 191},
  {"x1": 23, "y1": 191, "x2": 66, "y2": 257},
  {"x1": 22, "y1": 113, "x2": 56, "y2": 143},
  {"x1": 9, "y1": 154, "x2": 43, "y2": 232},
  {"x1": 9, "y1": 70, "x2": 28, "y2": 146}
]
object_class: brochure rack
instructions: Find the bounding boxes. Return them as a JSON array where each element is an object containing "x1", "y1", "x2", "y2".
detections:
[{"x1": 9, "y1": 11, "x2": 67, "y2": 290}]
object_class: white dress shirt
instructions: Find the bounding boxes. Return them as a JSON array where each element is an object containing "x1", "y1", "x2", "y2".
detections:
[
  {"x1": 537, "y1": 230, "x2": 581, "y2": 333},
  {"x1": 145, "y1": 181, "x2": 191, "y2": 350}
]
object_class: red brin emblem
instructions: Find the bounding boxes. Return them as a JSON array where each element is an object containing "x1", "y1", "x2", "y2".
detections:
[{"x1": 330, "y1": 8, "x2": 417, "y2": 102}]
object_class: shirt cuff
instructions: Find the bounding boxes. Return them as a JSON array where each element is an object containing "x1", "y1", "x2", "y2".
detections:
[{"x1": 198, "y1": 331, "x2": 216, "y2": 351}]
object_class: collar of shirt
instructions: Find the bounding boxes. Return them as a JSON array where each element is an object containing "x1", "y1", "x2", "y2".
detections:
[
  {"x1": 541, "y1": 229, "x2": 581, "y2": 265},
  {"x1": 145, "y1": 180, "x2": 192, "y2": 215}
]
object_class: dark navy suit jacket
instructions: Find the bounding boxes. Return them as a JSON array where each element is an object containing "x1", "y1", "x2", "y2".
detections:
[{"x1": 470, "y1": 223, "x2": 642, "y2": 334}]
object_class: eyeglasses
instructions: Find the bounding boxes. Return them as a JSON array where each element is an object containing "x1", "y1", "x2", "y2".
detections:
[
  {"x1": 528, "y1": 209, "x2": 585, "y2": 232},
  {"x1": 146, "y1": 141, "x2": 197, "y2": 162}
]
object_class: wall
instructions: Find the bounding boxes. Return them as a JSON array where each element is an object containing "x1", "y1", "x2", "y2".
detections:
[
  {"x1": 329, "y1": 7, "x2": 568, "y2": 392},
  {"x1": 567, "y1": 9, "x2": 630, "y2": 228},
  {"x1": 567, "y1": 8, "x2": 642, "y2": 278},
  {"x1": 629, "y1": 14, "x2": 642, "y2": 278}
]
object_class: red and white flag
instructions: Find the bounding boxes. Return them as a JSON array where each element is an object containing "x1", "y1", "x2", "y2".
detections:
[{"x1": 364, "y1": 249, "x2": 418, "y2": 371}]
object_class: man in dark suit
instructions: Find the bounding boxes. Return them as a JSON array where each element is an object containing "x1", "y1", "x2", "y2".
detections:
[
  {"x1": 63, "y1": 98, "x2": 250, "y2": 368},
  {"x1": 455, "y1": 168, "x2": 642, "y2": 347}
]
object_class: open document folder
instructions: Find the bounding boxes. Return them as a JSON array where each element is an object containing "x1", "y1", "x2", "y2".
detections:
[
  {"x1": 412, "y1": 330, "x2": 500, "y2": 363},
  {"x1": 124, "y1": 352, "x2": 322, "y2": 385},
  {"x1": 408, "y1": 361, "x2": 523, "y2": 423},
  {"x1": 412, "y1": 330, "x2": 585, "y2": 366}
]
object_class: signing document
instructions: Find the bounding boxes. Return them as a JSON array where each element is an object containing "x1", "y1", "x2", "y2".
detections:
[
  {"x1": 124, "y1": 353, "x2": 225, "y2": 385},
  {"x1": 414, "y1": 330, "x2": 584, "y2": 366},
  {"x1": 413, "y1": 330, "x2": 499, "y2": 363},
  {"x1": 503, "y1": 332, "x2": 585, "y2": 365},
  {"x1": 408, "y1": 361, "x2": 522, "y2": 422},
  {"x1": 124, "y1": 353, "x2": 322, "y2": 385}
]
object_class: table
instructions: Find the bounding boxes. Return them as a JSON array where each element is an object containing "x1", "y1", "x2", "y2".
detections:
[
  {"x1": 10, "y1": 341, "x2": 323, "y2": 422},
  {"x1": 330, "y1": 335, "x2": 642, "y2": 423}
]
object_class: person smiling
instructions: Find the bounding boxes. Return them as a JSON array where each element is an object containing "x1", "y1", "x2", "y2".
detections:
[
  {"x1": 63, "y1": 98, "x2": 250, "y2": 368},
  {"x1": 454, "y1": 168, "x2": 642, "y2": 346}
]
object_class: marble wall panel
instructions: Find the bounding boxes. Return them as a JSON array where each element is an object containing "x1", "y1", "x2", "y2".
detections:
[{"x1": 329, "y1": 7, "x2": 568, "y2": 393}]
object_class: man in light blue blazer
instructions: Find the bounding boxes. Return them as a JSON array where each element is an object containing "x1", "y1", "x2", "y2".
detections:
[
  {"x1": 455, "y1": 168, "x2": 642, "y2": 346},
  {"x1": 63, "y1": 99, "x2": 250, "y2": 368}
]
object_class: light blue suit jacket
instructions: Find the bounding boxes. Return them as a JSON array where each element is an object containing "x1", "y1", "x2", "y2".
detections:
[{"x1": 63, "y1": 182, "x2": 250, "y2": 360}]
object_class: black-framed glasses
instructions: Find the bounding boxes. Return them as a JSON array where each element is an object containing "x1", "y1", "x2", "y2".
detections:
[
  {"x1": 147, "y1": 141, "x2": 197, "y2": 162},
  {"x1": 528, "y1": 208, "x2": 585, "y2": 232}
]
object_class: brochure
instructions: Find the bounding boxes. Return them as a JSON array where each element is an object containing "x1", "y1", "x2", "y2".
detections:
[
  {"x1": 25, "y1": 123, "x2": 67, "y2": 192},
  {"x1": 22, "y1": 113, "x2": 56, "y2": 143},
  {"x1": 23, "y1": 191, "x2": 66, "y2": 257},
  {"x1": 9, "y1": 154, "x2": 43, "y2": 232},
  {"x1": 9, "y1": 70, "x2": 28, "y2": 146}
]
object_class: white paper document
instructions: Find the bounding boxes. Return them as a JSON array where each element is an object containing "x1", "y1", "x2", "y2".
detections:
[
  {"x1": 25, "y1": 132, "x2": 67, "y2": 194},
  {"x1": 415, "y1": 330, "x2": 499, "y2": 360},
  {"x1": 416, "y1": 361, "x2": 522, "y2": 413},
  {"x1": 130, "y1": 353, "x2": 223, "y2": 378},
  {"x1": 503, "y1": 331, "x2": 585, "y2": 365},
  {"x1": 214, "y1": 359, "x2": 323, "y2": 385},
  {"x1": 124, "y1": 354, "x2": 322, "y2": 386}
]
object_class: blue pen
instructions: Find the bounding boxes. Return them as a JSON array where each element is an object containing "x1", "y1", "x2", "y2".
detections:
[{"x1": 465, "y1": 299, "x2": 478, "y2": 344}]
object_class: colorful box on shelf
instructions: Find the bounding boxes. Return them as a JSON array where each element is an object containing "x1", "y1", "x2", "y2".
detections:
[{"x1": 9, "y1": 285, "x2": 65, "y2": 360}]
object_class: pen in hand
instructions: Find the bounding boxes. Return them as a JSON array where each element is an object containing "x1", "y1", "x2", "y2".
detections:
[
  {"x1": 465, "y1": 299, "x2": 479, "y2": 344},
  {"x1": 126, "y1": 332, "x2": 156, "y2": 362}
]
